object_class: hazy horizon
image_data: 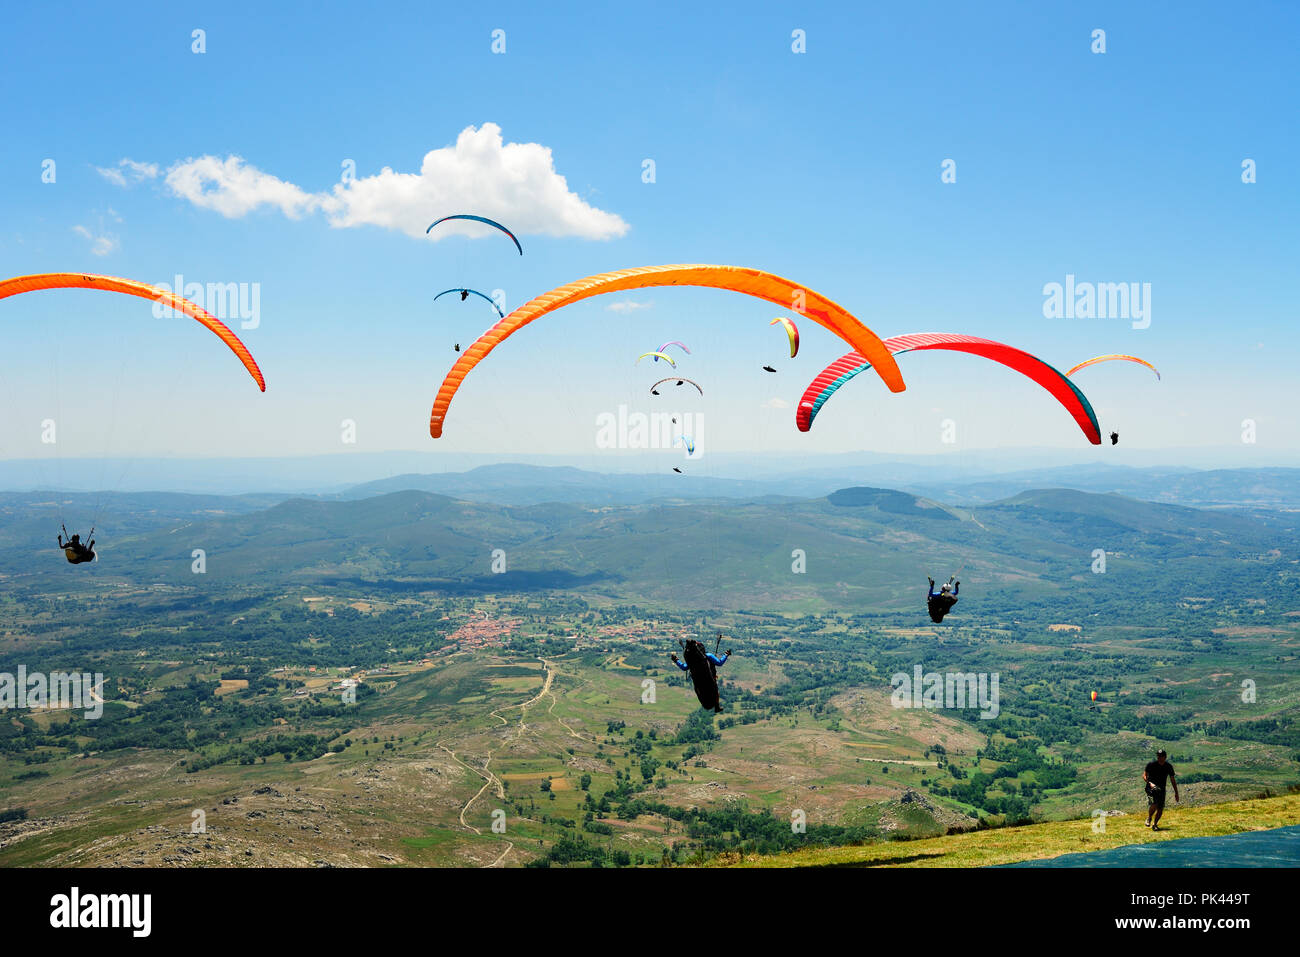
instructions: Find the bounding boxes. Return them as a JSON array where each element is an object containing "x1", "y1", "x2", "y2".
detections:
[{"x1": 1, "y1": 447, "x2": 1297, "y2": 497}]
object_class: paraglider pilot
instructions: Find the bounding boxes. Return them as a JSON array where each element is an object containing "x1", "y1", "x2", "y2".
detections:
[
  {"x1": 671, "y1": 635, "x2": 731, "y2": 713},
  {"x1": 1143, "y1": 748, "x2": 1179, "y2": 831},
  {"x1": 927, "y1": 576, "x2": 958, "y2": 623},
  {"x1": 58, "y1": 525, "x2": 95, "y2": 564}
]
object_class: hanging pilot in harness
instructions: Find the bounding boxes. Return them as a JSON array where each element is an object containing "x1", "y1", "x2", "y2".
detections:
[
  {"x1": 58, "y1": 525, "x2": 96, "y2": 564},
  {"x1": 671, "y1": 634, "x2": 731, "y2": 713},
  {"x1": 927, "y1": 576, "x2": 959, "y2": 623}
]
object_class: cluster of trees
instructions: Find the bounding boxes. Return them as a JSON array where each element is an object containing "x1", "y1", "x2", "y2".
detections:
[
  {"x1": 670, "y1": 710, "x2": 719, "y2": 747},
  {"x1": 932, "y1": 738, "x2": 1079, "y2": 822},
  {"x1": 614, "y1": 797, "x2": 877, "y2": 856},
  {"x1": 184, "y1": 733, "x2": 330, "y2": 772},
  {"x1": 526, "y1": 835, "x2": 632, "y2": 868},
  {"x1": 1196, "y1": 718, "x2": 1300, "y2": 749},
  {"x1": 0, "y1": 674, "x2": 356, "y2": 770}
]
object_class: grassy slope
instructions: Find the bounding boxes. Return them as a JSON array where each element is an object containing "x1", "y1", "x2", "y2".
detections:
[{"x1": 718, "y1": 791, "x2": 1300, "y2": 867}]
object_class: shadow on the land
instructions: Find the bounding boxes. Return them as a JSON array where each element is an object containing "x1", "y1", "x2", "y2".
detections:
[{"x1": 808, "y1": 850, "x2": 949, "y2": 867}]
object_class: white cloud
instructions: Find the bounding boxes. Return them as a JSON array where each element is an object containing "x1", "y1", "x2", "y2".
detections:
[
  {"x1": 72, "y1": 224, "x2": 119, "y2": 256},
  {"x1": 606, "y1": 300, "x2": 653, "y2": 313},
  {"x1": 761, "y1": 397, "x2": 789, "y2": 410},
  {"x1": 94, "y1": 159, "x2": 159, "y2": 188},
  {"x1": 112, "y1": 123, "x2": 628, "y2": 242},
  {"x1": 322, "y1": 123, "x2": 628, "y2": 240},
  {"x1": 165, "y1": 155, "x2": 320, "y2": 219}
]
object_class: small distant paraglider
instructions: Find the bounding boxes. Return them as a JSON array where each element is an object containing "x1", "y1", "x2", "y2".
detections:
[
  {"x1": 434, "y1": 288, "x2": 505, "y2": 318},
  {"x1": 1110, "y1": 431, "x2": 1119, "y2": 445},
  {"x1": 762, "y1": 365, "x2": 777, "y2": 373},
  {"x1": 650, "y1": 378, "x2": 703, "y2": 397},
  {"x1": 1066, "y1": 354, "x2": 1160, "y2": 381},
  {"x1": 426, "y1": 214, "x2": 523, "y2": 255},
  {"x1": 1091, "y1": 690, "x2": 1098, "y2": 702},
  {"x1": 637, "y1": 351, "x2": 677, "y2": 367},
  {"x1": 656, "y1": 340, "x2": 691, "y2": 361},
  {"x1": 770, "y1": 316, "x2": 799, "y2": 357}
]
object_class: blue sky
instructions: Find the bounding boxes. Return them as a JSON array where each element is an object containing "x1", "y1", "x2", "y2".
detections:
[{"x1": 1, "y1": 1, "x2": 1296, "y2": 473}]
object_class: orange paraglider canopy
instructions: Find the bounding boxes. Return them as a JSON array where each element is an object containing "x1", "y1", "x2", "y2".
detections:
[
  {"x1": 0, "y1": 272, "x2": 266, "y2": 391},
  {"x1": 429, "y1": 264, "x2": 904, "y2": 437}
]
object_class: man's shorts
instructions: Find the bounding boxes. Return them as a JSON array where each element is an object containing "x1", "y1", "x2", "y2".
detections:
[{"x1": 1146, "y1": 786, "x2": 1166, "y2": 811}]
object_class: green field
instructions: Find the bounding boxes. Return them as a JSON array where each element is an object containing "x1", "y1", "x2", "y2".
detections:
[{"x1": 2, "y1": 482, "x2": 1298, "y2": 866}]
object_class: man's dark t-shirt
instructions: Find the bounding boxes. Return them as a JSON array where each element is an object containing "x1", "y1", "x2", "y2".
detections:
[{"x1": 1145, "y1": 760, "x2": 1175, "y2": 791}]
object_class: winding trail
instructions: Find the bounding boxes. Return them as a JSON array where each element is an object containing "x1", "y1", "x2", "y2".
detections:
[
  {"x1": 489, "y1": 658, "x2": 554, "y2": 733},
  {"x1": 487, "y1": 841, "x2": 515, "y2": 868},
  {"x1": 437, "y1": 658, "x2": 563, "y2": 866},
  {"x1": 437, "y1": 744, "x2": 502, "y2": 832},
  {"x1": 547, "y1": 675, "x2": 598, "y2": 744}
]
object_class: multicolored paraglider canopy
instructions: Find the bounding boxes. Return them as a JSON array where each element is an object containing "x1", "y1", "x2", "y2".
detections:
[
  {"x1": 797, "y1": 333, "x2": 1100, "y2": 444},
  {"x1": 769, "y1": 317, "x2": 799, "y2": 358},
  {"x1": 656, "y1": 340, "x2": 690, "y2": 360},
  {"x1": 1066, "y1": 354, "x2": 1160, "y2": 381}
]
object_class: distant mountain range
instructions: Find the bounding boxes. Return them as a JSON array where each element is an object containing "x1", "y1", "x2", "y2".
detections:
[
  {"x1": 342, "y1": 463, "x2": 1300, "y2": 511},
  {"x1": 1, "y1": 475, "x2": 1291, "y2": 613},
  {"x1": 2, "y1": 450, "x2": 1298, "y2": 499}
]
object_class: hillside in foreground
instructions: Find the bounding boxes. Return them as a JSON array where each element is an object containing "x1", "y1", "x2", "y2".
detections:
[{"x1": 715, "y1": 791, "x2": 1300, "y2": 867}]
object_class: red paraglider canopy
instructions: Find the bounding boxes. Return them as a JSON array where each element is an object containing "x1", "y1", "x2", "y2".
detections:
[{"x1": 797, "y1": 332, "x2": 1101, "y2": 444}]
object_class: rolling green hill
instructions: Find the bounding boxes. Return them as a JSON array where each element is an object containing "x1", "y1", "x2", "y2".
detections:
[
  {"x1": 717, "y1": 791, "x2": 1300, "y2": 867},
  {"x1": 1, "y1": 484, "x2": 1290, "y2": 613},
  {"x1": 1, "y1": 478, "x2": 1296, "y2": 867}
]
